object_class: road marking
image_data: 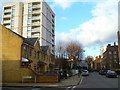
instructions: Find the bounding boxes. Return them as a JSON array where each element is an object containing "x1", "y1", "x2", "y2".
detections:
[
  {"x1": 71, "y1": 86, "x2": 76, "y2": 90},
  {"x1": 65, "y1": 86, "x2": 76, "y2": 90},
  {"x1": 32, "y1": 88, "x2": 40, "y2": 90},
  {"x1": 72, "y1": 86, "x2": 76, "y2": 88},
  {"x1": 79, "y1": 76, "x2": 83, "y2": 85},
  {"x1": 65, "y1": 86, "x2": 71, "y2": 90}
]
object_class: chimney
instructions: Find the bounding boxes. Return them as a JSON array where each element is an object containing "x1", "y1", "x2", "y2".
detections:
[
  {"x1": 114, "y1": 42, "x2": 116, "y2": 46},
  {"x1": 107, "y1": 44, "x2": 111, "y2": 49},
  {"x1": 108, "y1": 44, "x2": 111, "y2": 46}
]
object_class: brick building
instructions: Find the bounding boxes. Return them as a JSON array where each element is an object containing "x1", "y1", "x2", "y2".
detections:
[
  {"x1": 102, "y1": 43, "x2": 119, "y2": 70},
  {"x1": 118, "y1": 31, "x2": 120, "y2": 66}
]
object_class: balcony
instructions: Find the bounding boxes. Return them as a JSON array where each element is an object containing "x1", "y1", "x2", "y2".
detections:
[
  {"x1": 31, "y1": 34, "x2": 40, "y2": 38},
  {"x1": 5, "y1": 25, "x2": 11, "y2": 29},
  {"x1": 32, "y1": 16, "x2": 40, "y2": 20},
  {"x1": 4, "y1": 14, "x2": 11, "y2": 18},
  {"x1": 32, "y1": 22, "x2": 40, "y2": 26},
  {"x1": 4, "y1": 9, "x2": 11, "y2": 12},
  {"x1": 31, "y1": 28, "x2": 40, "y2": 32},
  {"x1": 32, "y1": 4, "x2": 40, "y2": 8},
  {"x1": 3, "y1": 20, "x2": 11, "y2": 24},
  {"x1": 32, "y1": 10, "x2": 41, "y2": 14}
]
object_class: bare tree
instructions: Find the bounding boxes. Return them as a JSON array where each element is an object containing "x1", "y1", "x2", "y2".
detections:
[
  {"x1": 66, "y1": 40, "x2": 83, "y2": 61},
  {"x1": 65, "y1": 40, "x2": 83, "y2": 69},
  {"x1": 55, "y1": 40, "x2": 83, "y2": 70},
  {"x1": 55, "y1": 41, "x2": 68, "y2": 69},
  {"x1": 55, "y1": 41, "x2": 66, "y2": 58}
]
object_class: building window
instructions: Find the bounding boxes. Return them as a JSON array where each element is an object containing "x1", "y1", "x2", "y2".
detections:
[
  {"x1": 12, "y1": 5, "x2": 15, "y2": 9},
  {"x1": 11, "y1": 26, "x2": 14, "y2": 28},
  {"x1": 11, "y1": 21, "x2": 14, "y2": 25},
  {"x1": 34, "y1": 51, "x2": 36, "y2": 58},
  {"x1": 21, "y1": 63, "x2": 30, "y2": 67},
  {"x1": 28, "y1": 3, "x2": 32, "y2": 8},
  {"x1": 28, "y1": 17, "x2": 31, "y2": 19},
  {"x1": 29, "y1": 48, "x2": 32, "y2": 56},
  {"x1": 114, "y1": 55, "x2": 117, "y2": 58},
  {"x1": 109, "y1": 56, "x2": 112, "y2": 59},
  {"x1": 34, "y1": 64, "x2": 37, "y2": 71},
  {"x1": 23, "y1": 46, "x2": 27, "y2": 57},
  {"x1": 27, "y1": 23, "x2": 31, "y2": 26},
  {"x1": 114, "y1": 51, "x2": 117, "y2": 54},
  {"x1": 109, "y1": 51, "x2": 112, "y2": 54},
  {"x1": 27, "y1": 36, "x2": 31, "y2": 38},
  {"x1": 28, "y1": 9, "x2": 32, "y2": 14},
  {"x1": 27, "y1": 30, "x2": 31, "y2": 32},
  {"x1": 11, "y1": 20, "x2": 14, "y2": 22},
  {"x1": 37, "y1": 52, "x2": 39, "y2": 59},
  {"x1": 12, "y1": 5, "x2": 15, "y2": 11}
]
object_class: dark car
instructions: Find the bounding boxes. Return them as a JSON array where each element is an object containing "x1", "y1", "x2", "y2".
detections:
[
  {"x1": 106, "y1": 70, "x2": 118, "y2": 78},
  {"x1": 99, "y1": 70, "x2": 107, "y2": 75}
]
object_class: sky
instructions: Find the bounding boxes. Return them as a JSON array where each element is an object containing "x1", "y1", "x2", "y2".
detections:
[{"x1": 0, "y1": 0, "x2": 119, "y2": 58}]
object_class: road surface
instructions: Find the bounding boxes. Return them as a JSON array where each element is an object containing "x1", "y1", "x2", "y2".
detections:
[{"x1": 77, "y1": 72, "x2": 119, "y2": 88}]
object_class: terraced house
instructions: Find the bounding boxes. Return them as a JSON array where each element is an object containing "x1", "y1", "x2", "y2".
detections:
[{"x1": 1, "y1": 25, "x2": 57, "y2": 83}]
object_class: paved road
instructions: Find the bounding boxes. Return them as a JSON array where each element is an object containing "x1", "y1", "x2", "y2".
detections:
[{"x1": 77, "y1": 72, "x2": 119, "y2": 88}]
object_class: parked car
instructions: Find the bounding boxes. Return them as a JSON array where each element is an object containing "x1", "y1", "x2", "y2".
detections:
[
  {"x1": 99, "y1": 70, "x2": 107, "y2": 75},
  {"x1": 45, "y1": 71, "x2": 60, "y2": 74},
  {"x1": 106, "y1": 70, "x2": 118, "y2": 78},
  {"x1": 81, "y1": 70, "x2": 89, "y2": 76}
]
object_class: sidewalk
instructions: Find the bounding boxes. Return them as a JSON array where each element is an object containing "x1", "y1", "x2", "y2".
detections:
[{"x1": 3, "y1": 75, "x2": 82, "y2": 88}]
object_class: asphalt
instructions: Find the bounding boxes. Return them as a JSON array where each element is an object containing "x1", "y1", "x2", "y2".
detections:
[{"x1": 77, "y1": 72, "x2": 119, "y2": 88}]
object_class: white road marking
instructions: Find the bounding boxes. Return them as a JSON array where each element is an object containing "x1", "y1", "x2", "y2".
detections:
[
  {"x1": 72, "y1": 86, "x2": 76, "y2": 88},
  {"x1": 32, "y1": 88, "x2": 40, "y2": 90},
  {"x1": 65, "y1": 86, "x2": 71, "y2": 90},
  {"x1": 79, "y1": 76, "x2": 83, "y2": 85},
  {"x1": 71, "y1": 86, "x2": 76, "y2": 90}
]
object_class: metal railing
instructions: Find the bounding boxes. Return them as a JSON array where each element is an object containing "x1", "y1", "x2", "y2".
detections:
[
  {"x1": 32, "y1": 10, "x2": 41, "y2": 14},
  {"x1": 4, "y1": 9, "x2": 11, "y2": 12},
  {"x1": 4, "y1": 14, "x2": 11, "y2": 18},
  {"x1": 32, "y1": 4, "x2": 40, "y2": 8},
  {"x1": 31, "y1": 28, "x2": 40, "y2": 32},
  {"x1": 32, "y1": 22, "x2": 40, "y2": 25},
  {"x1": 32, "y1": 17, "x2": 40, "y2": 20},
  {"x1": 3, "y1": 20, "x2": 11, "y2": 23}
]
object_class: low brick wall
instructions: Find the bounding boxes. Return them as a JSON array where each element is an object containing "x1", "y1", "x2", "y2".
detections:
[
  {"x1": 23, "y1": 74, "x2": 59, "y2": 83},
  {"x1": 37, "y1": 74, "x2": 59, "y2": 83}
]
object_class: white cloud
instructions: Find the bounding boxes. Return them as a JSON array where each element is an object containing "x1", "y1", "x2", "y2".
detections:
[
  {"x1": 56, "y1": 0, "x2": 119, "y2": 47},
  {"x1": 61, "y1": 17, "x2": 68, "y2": 20},
  {"x1": 51, "y1": 0, "x2": 73, "y2": 9},
  {"x1": 48, "y1": 0, "x2": 106, "y2": 9}
]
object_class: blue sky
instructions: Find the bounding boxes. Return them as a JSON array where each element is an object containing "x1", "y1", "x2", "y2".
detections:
[
  {"x1": 0, "y1": 0, "x2": 119, "y2": 58},
  {"x1": 52, "y1": 2, "x2": 95, "y2": 33}
]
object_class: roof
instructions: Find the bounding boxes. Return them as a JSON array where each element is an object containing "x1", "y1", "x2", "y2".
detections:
[
  {"x1": 22, "y1": 57, "x2": 32, "y2": 63},
  {"x1": 40, "y1": 46, "x2": 49, "y2": 53},
  {"x1": 24, "y1": 38, "x2": 38, "y2": 46}
]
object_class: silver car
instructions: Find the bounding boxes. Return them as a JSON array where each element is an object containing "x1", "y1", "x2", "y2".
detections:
[{"x1": 81, "y1": 70, "x2": 89, "y2": 76}]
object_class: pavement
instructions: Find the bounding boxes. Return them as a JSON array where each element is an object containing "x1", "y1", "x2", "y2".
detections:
[{"x1": 2, "y1": 74, "x2": 82, "y2": 88}]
